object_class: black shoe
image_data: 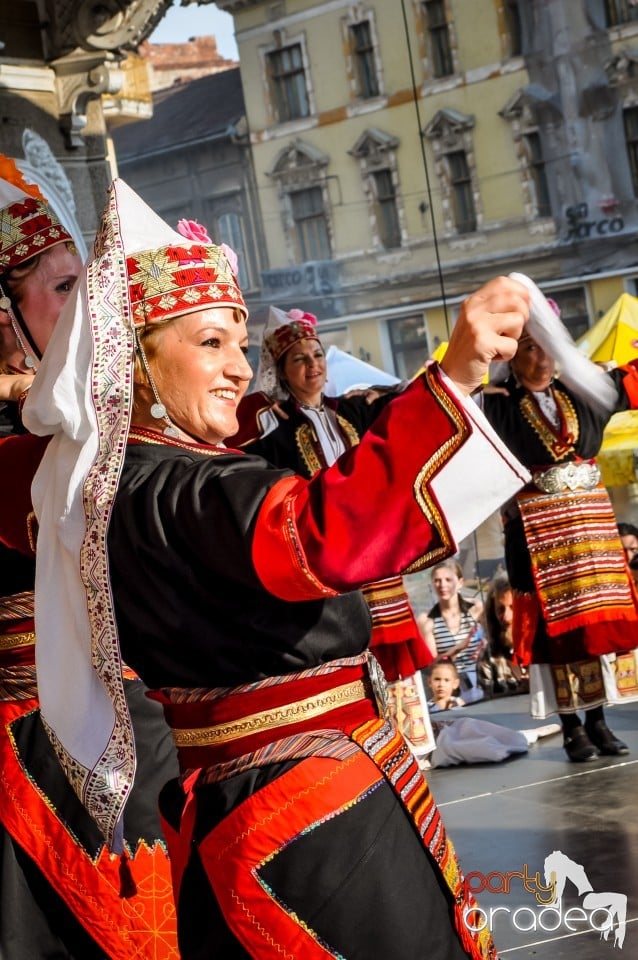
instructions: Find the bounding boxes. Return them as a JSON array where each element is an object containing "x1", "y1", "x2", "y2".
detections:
[
  {"x1": 585, "y1": 721, "x2": 629, "y2": 756},
  {"x1": 563, "y1": 726, "x2": 598, "y2": 762}
]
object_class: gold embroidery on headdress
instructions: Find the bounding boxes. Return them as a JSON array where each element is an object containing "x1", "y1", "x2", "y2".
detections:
[{"x1": 127, "y1": 244, "x2": 246, "y2": 326}]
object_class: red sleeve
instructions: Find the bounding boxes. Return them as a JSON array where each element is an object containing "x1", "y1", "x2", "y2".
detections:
[
  {"x1": 252, "y1": 366, "x2": 470, "y2": 600},
  {"x1": 620, "y1": 358, "x2": 638, "y2": 408},
  {"x1": 0, "y1": 433, "x2": 50, "y2": 555}
]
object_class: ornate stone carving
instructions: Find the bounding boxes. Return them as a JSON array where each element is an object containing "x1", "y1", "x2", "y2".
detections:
[
  {"x1": 51, "y1": 52, "x2": 125, "y2": 147},
  {"x1": 17, "y1": 129, "x2": 89, "y2": 258},
  {"x1": 348, "y1": 128, "x2": 399, "y2": 167},
  {"x1": 38, "y1": 0, "x2": 173, "y2": 58},
  {"x1": 422, "y1": 108, "x2": 475, "y2": 143},
  {"x1": 269, "y1": 138, "x2": 329, "y2": 186},
  {"x1": 36, "y1": 1, "x2": 173, "y2": 146}
]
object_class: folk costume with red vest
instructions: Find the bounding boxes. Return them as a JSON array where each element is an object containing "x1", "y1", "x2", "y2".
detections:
[
  {"x1": 10, "y1": 180, "x2": 532, "y2": 959},
  {"x1": 0, "y1": 163, "x2": 178, "y2": 960},
  {"x1": 483, "y1": 366, "x2": 638, "y2": 718}
]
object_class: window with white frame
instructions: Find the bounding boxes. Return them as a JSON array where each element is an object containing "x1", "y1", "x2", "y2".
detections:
[
  {"x1": 522, "y1": 131, "x2": 551, "y2": 217},
  {"x1": 422, "y1": 0, "x2": 454, "y2": 78},
  {"x1": 504, "y1": 0, "x2": 523, "y2": 56},
  {"x1": 349, "y1": 18, "x2": 380, "y2": 99},
  {"x1": 624, "y1": 105, "x2": 638, "y2": 195},
  {"x1": 267, "y1": 42, "x2": 310, "y2": 123},
  {"x1": 423, "y1": 109, "x2": 480, "y2": 235},
  {"x1": 290, "y1": 187, "x2": 331, "y2": 261},
  {"x1": 500, "y1": 90, "x2": 555, "y2": 220},
  {"x1": 269, "y1": 140, "x2": 333, "y2": 264},
  {"x1": 605, "y1": 50, "x2": 638, "y2": 196},
  {"x1": 371, "y1": 169, "x2": 401, "y2": 249},
  {"x1": 349, "y1": 128, "x2": 403, "y2": 250},
  {"x1": 388, "y1": 315, "x2": 430, "y2": 379}
]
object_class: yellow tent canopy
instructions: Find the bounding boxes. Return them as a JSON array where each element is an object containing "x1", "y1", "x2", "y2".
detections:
[
  {"x1": 577, "y1": 293, "x2": 638, "y2": 486},
  {"x1": 430, "y1": 341, "x2": 448, "y2": 364},
  {"x1": 577, "y1": 292, "x2": 638, "y2": 365}
]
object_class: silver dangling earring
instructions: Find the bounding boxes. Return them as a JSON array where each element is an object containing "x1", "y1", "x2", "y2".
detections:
[
  {"x1": 0, "y1": 286, "x2": 37, "y2": 369},
  {"x1": 135, "y1": 330, "x2": 180, "y2": 439}
]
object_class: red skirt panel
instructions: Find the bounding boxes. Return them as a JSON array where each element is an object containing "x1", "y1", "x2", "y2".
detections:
[{"x1": 0, "y1": 698, "x2": 178, "y2": 960}]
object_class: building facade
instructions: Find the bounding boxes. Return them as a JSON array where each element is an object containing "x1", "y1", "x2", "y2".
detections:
[
  {"x1": 6, "y1": 1, "x2": 638, "y2": 379},
  {"x1": 213, "y1": 0, "x2": 638, "y2": 375}
]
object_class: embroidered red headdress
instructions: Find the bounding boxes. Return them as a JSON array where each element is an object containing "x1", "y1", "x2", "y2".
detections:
[
  {"x1": 126, "y1": 242, "x2": 247, "y2": 327},
  {"x1": 0, "y1": 155, "x2": 73, "y2": 272},
  {"x1": 264, "y1": 308, "x2": 319, "y2": 362}
]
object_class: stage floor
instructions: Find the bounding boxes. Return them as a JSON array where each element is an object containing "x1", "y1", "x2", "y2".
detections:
[{"x1": 425, "y1": 694, "x2": 638, "y2": 958}]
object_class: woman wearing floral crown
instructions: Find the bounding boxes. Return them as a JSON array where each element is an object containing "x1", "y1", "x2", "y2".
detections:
[
  {"x1": 0, "y1": 158, "x2": 178, "y2": 960},
  {"x1": 227, "y1": 303, "x2": 437, "y2": 760},
  {"x1": 0, "y1": 178, "x2": 536, "y2": 959}
]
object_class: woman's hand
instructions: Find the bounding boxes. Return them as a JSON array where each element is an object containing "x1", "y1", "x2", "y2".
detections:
[
  {"x1": 0, "y1": 372, "x2": 34, "y2": 402},
  {"x1": 441, "y1": 276, "x2": 530, "y2": 395}
]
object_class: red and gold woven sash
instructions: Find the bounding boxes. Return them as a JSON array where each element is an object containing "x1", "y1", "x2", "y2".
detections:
[
  {"x1": 0, "y1": 589, "x2": 35, "y2": 622},
  {"x1": 155, "y1": 655, "x2": 494, "y2": 960},
  {"x1": 0, "y1": 630, "x2": 36, "y2": 692},
  {"x1": 151, "y1": 655, "x2": 379, "y2": 771},
  {"x1": 361, "y1": 575, "x2": 416, "y2": 639},
  {"x1": 517, "y1": 483, "x2": 637, "y2": 636},
  {"x1": 351, "y1": 716, "x2": 495, "y2": 960}
]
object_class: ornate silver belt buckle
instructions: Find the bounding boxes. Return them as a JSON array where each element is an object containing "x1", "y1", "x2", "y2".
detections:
[
  {"x1": 367, "y1": 652, "x2": 390, "y2": 719},
  {"x1": 533, "y1": 461, "x2": 601, "y2": 493}
]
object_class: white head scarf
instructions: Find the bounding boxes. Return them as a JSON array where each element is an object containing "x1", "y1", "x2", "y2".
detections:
[
  {"x1": 489, "y1": 273, "x2": 617, "y2": 413},
  {"x1": 24, "y1": 178, "x2": 243, "y2": 849}
]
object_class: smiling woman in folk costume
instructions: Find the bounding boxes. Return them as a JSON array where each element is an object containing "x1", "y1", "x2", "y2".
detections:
[
  {"x1": 0, "y1": 159, "x2": 178, "y2": 960},
  {"x1": 480, "y1": 293, "x2": 638, "y2": 763},
  {"x1": 225, "y1": 302, "x2": 436, "y2": 761},
  {"x1": 0, "y1": 177, "x2": 534, "y2": 959}
]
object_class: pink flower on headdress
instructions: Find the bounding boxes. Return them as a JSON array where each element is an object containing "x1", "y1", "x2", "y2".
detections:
[
  {"x1": 546, "y1": 297, "x2": 561, "y2": 318},
  {"x1": 287, "y1": 308, "x2": 317, "y2": 325},
  {"x1": 220, "y1": 243, "x2": 239, "y2": 278},
  {"x1": 176, "y1": 219, "x2": 212, "y2": 244}
]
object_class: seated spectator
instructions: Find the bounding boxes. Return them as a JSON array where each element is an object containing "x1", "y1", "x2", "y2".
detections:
[
  {"x1": 425, "y1": 660, "x2": 559, "y2": 767},
  {"x1": 427, "y1": 658, "x2": 468, "y2": 711},
  {"x1": 618, "y1": 522, "x2": 638, "y2": 587},
  {"x1": 417, "y1": 559, "x2": 484, "y2": 697},
  {"x1": 477, "y1": 572, "x2": 529, "y2": 698}
]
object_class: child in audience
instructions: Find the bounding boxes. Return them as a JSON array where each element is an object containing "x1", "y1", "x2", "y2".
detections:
[{"x1": 425, "y1": 660, "x2": 560, "y2": 767}]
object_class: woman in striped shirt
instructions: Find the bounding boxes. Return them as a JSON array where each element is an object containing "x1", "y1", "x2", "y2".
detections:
[{"x1": 419, "y1": 560, "x2": 485, "y2": 700}]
